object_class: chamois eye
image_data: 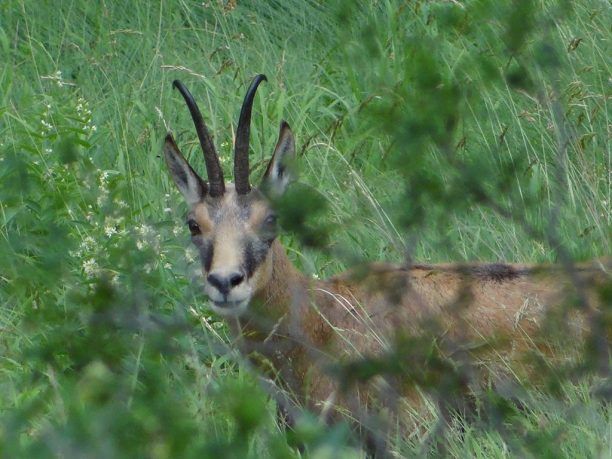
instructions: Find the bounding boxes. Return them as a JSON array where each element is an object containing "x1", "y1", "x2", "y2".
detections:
[
  {"x1": 187, "y1": 219, "x2": 201, "y2": 235},
  {"x1": 264, "y1": 214, "x2": 277, "y2": 226}
]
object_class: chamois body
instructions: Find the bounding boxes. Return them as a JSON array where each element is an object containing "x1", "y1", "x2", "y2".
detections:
[
  {"x1": 230, "y1": 240, "x2": 605, "y2": 418},
  {"x1": 162, "y1": 75, "x2": 608, "y2": 446}
]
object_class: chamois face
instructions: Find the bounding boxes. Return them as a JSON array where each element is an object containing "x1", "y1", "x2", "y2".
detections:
[
  {"x1": 185, "y1": 185, "x2": 279, "y2": 316},
  {"x1": 163, "y1": 113, "x2": 295, "y2": 316}
]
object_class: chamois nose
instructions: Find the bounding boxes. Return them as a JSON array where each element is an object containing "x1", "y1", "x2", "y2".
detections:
[{"x1": 207, "y1": 271, "x2": 245, "y2": 296}]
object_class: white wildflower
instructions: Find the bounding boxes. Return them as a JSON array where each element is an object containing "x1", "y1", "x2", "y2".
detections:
[
  {"x1": 185, "y1": 248, "x2": 197, "y2": 264},
  {"x1": 97, "y1": 192, "x2": 109, "y2": 207},
  {"x1": 99, "y1": 170, "x2": 110, "y2": 186},
  {"x1": 83, "y1": 258, "x2": 98, "y2": 278},
  {"x1": 41, "y1": 119, "x2": 53, "y2": 132},
  {"x1": 136, "y1": 240, "x2": 146, "y2": 251},
  {"x1": 76, "y1": 97, "x2": 92, "y2": 117},
  {"x1": 104, "y1": 225, "x2": 117, "y2": 237},
  {"x1": 55, "y1": 70, "x2": 65, "y2": 87},
  {"x1": 137, "y1": 224, "x2": 154, "y2": 237},
  {"x1": 105, "y1": 215, "x2": 124, "y2": 228},
  {"x1": 81, "y1": 236, "x2": 96, "y2": 252},
  {"x1": 134, "y1": 223, "x2": 160, "y2": 253}
]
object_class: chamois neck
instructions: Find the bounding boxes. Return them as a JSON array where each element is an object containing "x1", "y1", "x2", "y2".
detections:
[
  {"x1": 242, "y1": 240, "x2": 309, "y2": 331},
  {"x1": 254, "y1": 240, "x2": 308, "y2": 314}
]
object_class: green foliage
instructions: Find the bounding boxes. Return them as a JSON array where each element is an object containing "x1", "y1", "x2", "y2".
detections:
[{"x1": 0, "y1": 0, "x2": 609, "y2": 457}]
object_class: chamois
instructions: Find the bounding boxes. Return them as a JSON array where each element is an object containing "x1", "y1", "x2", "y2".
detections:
[{"x1": 162, "y1": 75, "x2": 609, "y2": 451}]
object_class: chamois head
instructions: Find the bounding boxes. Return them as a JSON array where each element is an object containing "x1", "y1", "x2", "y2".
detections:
[{"x1": 163, "y1": 75, "x2": 295, "y2": 316}]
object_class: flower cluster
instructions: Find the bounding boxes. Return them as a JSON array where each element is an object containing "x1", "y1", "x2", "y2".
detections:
[
  {"x1": 40, "y1": 104, "x2": 54, "y2": 136},
  {"x1": 135, "y1": 224, "x2": 159, "y2": 252},
  {"x1": 96, "y1": 169, "x2": 114, "y2": 207},
  {"x1": 40, "y1": 70, "x2": 75, "y2": 89},
  {"x1": 104, "y1": 215, "x2": 125, "y2": 238},
  {"x1": 70, "y1": 236, "x2": 100, "y2": 279},
  {"x1": 76, "y1": 96, "x2": 97, "y2": 134}
]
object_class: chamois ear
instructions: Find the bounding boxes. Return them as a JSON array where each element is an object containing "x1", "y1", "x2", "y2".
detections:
[
  {"x1": 261, "y1": 121, "x2": 296, "y2": 196},
  {"x1": 163, "y1": 133, "x2": 207, "y2": 205}
]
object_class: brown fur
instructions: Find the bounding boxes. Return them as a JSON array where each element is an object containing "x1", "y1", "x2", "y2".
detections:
[{"x1": 230, "y1": 242, "x2": 608, "y2": 423}]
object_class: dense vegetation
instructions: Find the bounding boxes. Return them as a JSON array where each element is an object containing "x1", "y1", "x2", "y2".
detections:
[{"x1": 0, "y1": 0, "x2": 609, "y2": 457}]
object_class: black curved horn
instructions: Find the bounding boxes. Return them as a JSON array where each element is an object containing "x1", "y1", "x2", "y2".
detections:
[
  {"x1": 234, "y1": 74, "x2": 267, "y2": 195},
  {"x1": 172, "y1": 80, "x2": 225, "y2": 197}
]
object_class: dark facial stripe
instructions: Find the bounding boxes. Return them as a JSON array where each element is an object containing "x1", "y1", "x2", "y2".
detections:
[
  {"x1": 244, "y1": 238, "x2": 270, "y2": 278},
  {"x1": 198, "y1": 240, "x2": 214, "y2": 272}
]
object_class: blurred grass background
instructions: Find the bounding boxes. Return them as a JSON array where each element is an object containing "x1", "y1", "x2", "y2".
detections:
[{"x1": 0, "y1": 0, "x2": 609, "y2": 457}]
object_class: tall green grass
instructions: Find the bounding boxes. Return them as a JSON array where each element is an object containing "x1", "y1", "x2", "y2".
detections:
[{"x1": 0, "y1": 0, "x2": 609, "y2": 457}]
